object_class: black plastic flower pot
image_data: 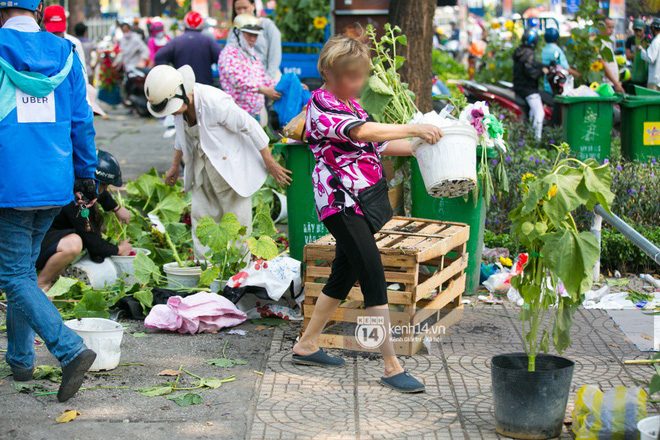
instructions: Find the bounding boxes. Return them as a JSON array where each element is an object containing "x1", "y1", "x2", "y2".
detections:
[{"x1": 491, "y1": 353, "x2": 575, "y2": 439}]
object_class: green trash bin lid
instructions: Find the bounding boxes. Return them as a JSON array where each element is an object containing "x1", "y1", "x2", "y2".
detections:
[
  {"x1": 632, "y1": 85, "x2": 660, "y2": 96},
  {"x1": 554, "y1": 95, "x2": 619, "y2": 104},
  {"x1": 621, "y1": 93, "x2": 660, "y2": 108}
]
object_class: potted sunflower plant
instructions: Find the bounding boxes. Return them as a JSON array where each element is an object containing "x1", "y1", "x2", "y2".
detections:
[{"x1": 491, "y1": 142, "x2": 615, "y2": 439}]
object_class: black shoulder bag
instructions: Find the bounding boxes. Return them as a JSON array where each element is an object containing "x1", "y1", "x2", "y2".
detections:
[{"x1": 326, "y1": 166, "x2": 393, "y2": 234}]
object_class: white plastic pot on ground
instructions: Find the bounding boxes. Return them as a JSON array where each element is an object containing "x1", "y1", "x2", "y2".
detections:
[
  {"x1": 110, "y1": 248, "x2": 151, "y2": 285},
  {"x1": 65, "y1": 255, "x2": 118, "y2": 289},
  {"x1": 210, "y1": 278, "x2": 228, "y2": 294},
  {"x1": 638, "y1": 415, "x2": 660, "y2": 440},
  {"x1": 64, "y1": 318, "x2": 124, "y2": 371},
  {"x1": 413, "y1": 121, "x2": 478, "y2": 198},
  {"x1": 163, "y1": 262, "x2": 203, "y2": 289}
]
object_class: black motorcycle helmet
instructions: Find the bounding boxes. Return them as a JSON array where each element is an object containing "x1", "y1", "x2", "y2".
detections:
[
  {"x1": 522, "y1": 28, "x2": 540, "y2": 48},
  {"x1": 95, "y1": 150, "x2": 123, "y2": 186}
]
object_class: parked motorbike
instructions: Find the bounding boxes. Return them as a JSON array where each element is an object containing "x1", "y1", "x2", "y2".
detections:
[
  {"x1": 455, "y1": 79, "x2": 555, "y2": 123},
  {"x1": 122, "y1": 66, "x2": 151, "y2": 117}
]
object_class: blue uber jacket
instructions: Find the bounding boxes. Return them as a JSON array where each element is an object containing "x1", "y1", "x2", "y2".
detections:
[{"x1": 0, "y1": 28, "x2": 97, "y2": 208}]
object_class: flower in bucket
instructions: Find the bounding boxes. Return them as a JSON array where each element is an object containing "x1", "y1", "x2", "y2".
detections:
[
  {"x1": 313, "y1": 16, "x2": 327, "y2": 29},
  {"x1": 456, "y1": 101, "x2": 510, "y2": 207}
]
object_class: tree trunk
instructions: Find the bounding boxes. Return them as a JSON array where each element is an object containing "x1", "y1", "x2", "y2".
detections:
[
  {"x1": 68, "y1": 0, "x2": 85, "y2": 31},
  {"x1": 85, "y1": 0, "x2": 102, "y2": 19},
  {"x1": 388, "y1": 0, "x2": 435, "y2": 113},
  {"x1": 139, "y1": 0, "x2": 151, "y2": 17}
]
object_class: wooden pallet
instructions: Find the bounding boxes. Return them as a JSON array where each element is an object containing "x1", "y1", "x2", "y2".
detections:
[{"x1": 303, "y1": 216, "x2": 470, "y2": 356}]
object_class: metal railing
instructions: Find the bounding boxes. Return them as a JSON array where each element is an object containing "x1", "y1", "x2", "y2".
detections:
[{"x1": 591, "y1": 205, "x2": 660, "y2": 280}]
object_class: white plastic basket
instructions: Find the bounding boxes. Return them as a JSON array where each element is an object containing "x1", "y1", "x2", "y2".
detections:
[
  {"x1": 413, "y1": 124, "x2": 478, "y2": 198},
  {"x1": 638, "y1": 416, "x2": 660, "y2": 440},
  {"x1": 110, "y1": 248, "x2": 151, "y2": 285},
  {"x1": 64, "y1": 318, "x2": 124, "y2": 371},
  {"x1": 65, "y1": 255, "x2": 118, "y2": 290}
]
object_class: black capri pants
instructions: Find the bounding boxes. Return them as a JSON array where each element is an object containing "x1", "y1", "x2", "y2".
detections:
[{"x1": 321, "y1": 208, "x2": 387, "y2": 308}]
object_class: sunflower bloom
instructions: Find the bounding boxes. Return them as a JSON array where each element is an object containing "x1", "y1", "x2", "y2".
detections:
[
  {"x1": 313, "y1": 16, "x2": 328, "y2": 29},
  {"x1": 548, "y1": 185, "x2": 558, "y2": 198},
  {"x1": 590, "y1": 60, "x2": 603, "y2": 71}
]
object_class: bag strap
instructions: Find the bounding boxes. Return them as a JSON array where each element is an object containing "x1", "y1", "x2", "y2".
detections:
[{"x1": 326, "y1": 164, "x2": 360, "y2": 205}]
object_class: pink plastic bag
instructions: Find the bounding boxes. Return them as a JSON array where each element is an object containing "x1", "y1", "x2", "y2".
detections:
[{"x1": 144, "y1": 292, "x2": 247, "y2": 334}]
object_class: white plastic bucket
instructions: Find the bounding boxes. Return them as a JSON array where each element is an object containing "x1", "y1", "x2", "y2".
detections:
[
  {"x1": 110, "y1": 248, "x2": 151, "y2": 285},
  {"x1": 638, "y1": 415, "x2": 660, "y2": 440},
  {"x1": 65, "y1": 255, "x2": 118, "y2": 290},
  {"x1": 413, "y1": 124, "x2": 478, "y2": 198},
  {"x1": 210, "y1": 278, "x2": 228, "y2": 294},
  {"x1": 163, "y1": 262, "x2": 202, "y2": 289},
  {"x1": 64, "y1": 318, "x2": 124, "y2": 371}
]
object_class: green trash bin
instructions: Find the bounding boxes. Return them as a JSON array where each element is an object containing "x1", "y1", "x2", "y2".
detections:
[
  {"x1": 554, "y1": 95, "x2": 618, "y2": 161},
  {"x1": 410, "y1": 149, "x2": 496, "y2": 296},
  {"x1": 620, "y1": 86, "x2": 660, "y2": 161},
  {"x1": 279, "y1": 142, "x2": 327, "y2": 261}
]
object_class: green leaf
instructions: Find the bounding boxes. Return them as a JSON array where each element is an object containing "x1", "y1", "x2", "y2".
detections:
[
  {"x1": 166, "y1": 392, "x2": 203, "y2": 406},
  {"x1": 521, "y1": 180, "x2": 549, "y2": 216},
  {"x1": 541, "y1": 170, "x2": 589, "y2": 228},
  {"x1": 72, "y1": 290, "x2": 109, "y2": 319},
  {"x1": 367, "y1": 75, "x2": 395, "y2": 96},
  {"x1": 133, "y1": 251, "x2": 161, "y2": 285},
  {"x1": 33, "y1": 365, "x2": 62, "y2": 383},
  {"x1": 205, "y1": 358, "x2": 248, "y2": 368},
  {"x1": 252, "y1": 203, "x2": 277, "y2": 237},
  {"x1": 394, "y1": 55, "x2": 406, "y2": 69},
  {"x1": 150, "y1": 192, "x2": 186, "y2": 223},
  {"x1": 13, "y1": 383, "x2": 49, "y2": 394},
  {"x1": 126, "y1": 173, "x2": 160, "y2": 199},
  {"x1": 360, "y1": 84, "x2": 393, "y2": 122},
  {"x1": 133, "y1": 289, "x2": 153, "y2": 314},
  {"x1": 136, "y1": 384, "x2": 174, "y2": 397},
  {"x1": 47, "y1": 277, "x2": 79, "y2": 298},
  {"x1": 132, "y1": 332, "x2": 147, "y2": 338},
  {"x1": 582, "y1": 160, "x2": 615, "y2": 212},
  {"x1": 248, "y1": 236, "x2": 278, "y2": 260},
  {"x1": 195, "y1": 214, "x2": 243, "y2": 251},
  {"x1": 395, "y1": 34, "x2": 408, "y2": 46},
  {"x1": 201, "y1": 377, "x2": 228, "y2": 388},
  {"x1": 199, "y1": 266, "x2": 221, "y2": 287},
  {"x1": 553, "y1": 306, "x2": 578, "y2": 353},
  {"x1": 541, "y1": 230, "x2": 600, "y2": 298},
  {"x1": 649, "y1": 373, "x2": 660, "y2": 395}
]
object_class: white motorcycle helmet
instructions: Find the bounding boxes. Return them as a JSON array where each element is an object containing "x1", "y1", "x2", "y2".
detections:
[
  {"x1": 144, "y1": 65, "x2": 196, "y2": 118},
  {"x1": 233, "y1": 13, "x2": 263, "y2": 35}
]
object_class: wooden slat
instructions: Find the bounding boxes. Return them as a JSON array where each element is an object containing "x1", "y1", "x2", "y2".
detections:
[
  {"x1": 303, "y1": 303, "x2": 413, "y2": 326},
  {"x1": 417, "y1": 226, "x2": 470, "y2": 262},
  {"x1": 305, "y1": 265, "x2": 417, "y2": 284},
  {"x1": 304, "y1": 283, "x2": 415, "y2": 305},
  {"x1": 414, "y1": 254, "x2": 468, "y2": 301},
  {"x1": 412, "y1": 273, "x2": 465, "y2": 326}
]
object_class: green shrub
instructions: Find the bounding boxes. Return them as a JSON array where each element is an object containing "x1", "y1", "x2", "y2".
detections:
[
  {"x1": 484, "y1": 230, "x2": 523, "y2": 256},
  {"x1": 600, "y1": 225, "x2": 660, "y2": 274}
]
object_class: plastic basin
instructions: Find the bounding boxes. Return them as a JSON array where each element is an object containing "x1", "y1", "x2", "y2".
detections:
[{"x1": 64, "y1": 318, "x2": 124, "y2": 371}]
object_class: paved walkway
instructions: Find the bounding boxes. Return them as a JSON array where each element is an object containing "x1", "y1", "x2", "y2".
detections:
[{"x1": 250, "y1": 303, "x2": 655, "y2": 440}]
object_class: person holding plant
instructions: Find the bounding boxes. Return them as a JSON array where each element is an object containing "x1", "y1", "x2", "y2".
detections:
[
  {"x1": 227, "y1": 0, "x2": 282, "y2": 81},
  {"x1": 145, "y1": 64, "x2": 291, "y2": 257},
  {"x1": 218, "y1": 14, "x2": 281, "y2": 121},
  {"x1": 36, "y1": 151, "x2": 133, "y2": 291},
  {"x1": 292, "y1": 34, "x2": 443, "y2": 393}
]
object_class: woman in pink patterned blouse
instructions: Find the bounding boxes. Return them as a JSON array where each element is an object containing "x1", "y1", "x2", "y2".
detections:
[
  {"x1": 292, "y1": 34, "x2": 443, "y2": 393},
  {"x1": 218, "y1": 14, "x2": 281, "y2": 119}
]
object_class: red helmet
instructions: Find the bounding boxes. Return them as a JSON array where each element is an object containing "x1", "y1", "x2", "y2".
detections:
[{"x1": 184, "y1": 11, "x2": 204, "y2": 30}]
